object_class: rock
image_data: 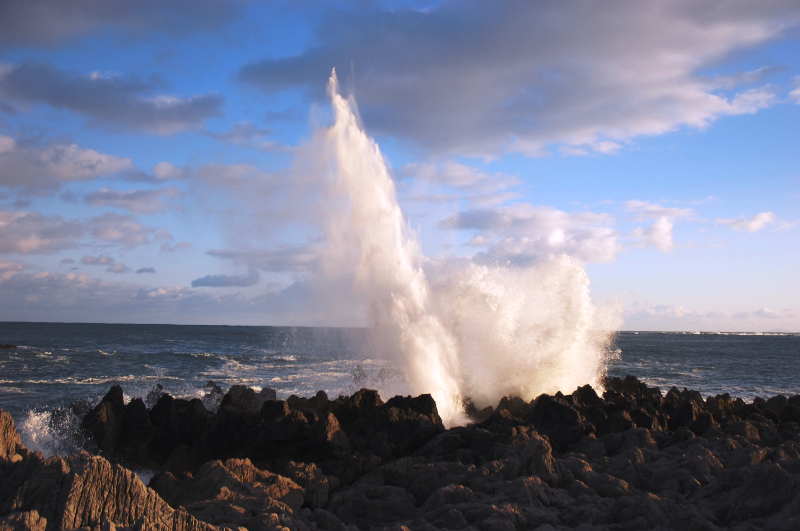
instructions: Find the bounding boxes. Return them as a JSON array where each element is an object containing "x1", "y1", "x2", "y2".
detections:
[
  {"x1": 145, "y1": 383, "x2": 166, "y2": 408},
  {"x1": 0, "y1": 345, "x2": 16, "y2": 350},
  {"x1": 219, "y1": 385, "x2": 266, "y2": 416},
  {"x1": 0, "y1": 410, "x2": 22, "y2": 461},
  {"x1": 282, "y1": 461, "x2": 331, "y2": 509},
  {"x1": 0, "y1": 511, "x2": 46, "y2": 531},
  {"x1": 201, "y1": 382, "x2": 224, "y2": 412},
  {"x1": 44, "y1": 376, "x2": 800, "y2": 531},
  {"x1": 0, "y1": 411, "x2": 220, "y2": 531},
  {"x1": 528, "y1": 395, "x2": 589, "y2": 450},
  {"x1": 79, "y1": 385, "x2": 126, "y2": 457},
  {"x1": 149, "y1": 459, "x2": 309, "y2": 531}
]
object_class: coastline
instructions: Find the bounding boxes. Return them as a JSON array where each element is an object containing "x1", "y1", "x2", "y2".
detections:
[{"x1": 2, "y1": 375, "x2": 800, "y2": 531}]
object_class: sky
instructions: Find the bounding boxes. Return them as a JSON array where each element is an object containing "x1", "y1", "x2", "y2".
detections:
[{"x1": 0, "y1": 0, "x2": 798, "y2": 331}]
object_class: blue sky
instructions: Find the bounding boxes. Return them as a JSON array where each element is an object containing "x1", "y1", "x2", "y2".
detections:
[{"x1": 0, "y1": 0, "x2": 798, "y2": 331}]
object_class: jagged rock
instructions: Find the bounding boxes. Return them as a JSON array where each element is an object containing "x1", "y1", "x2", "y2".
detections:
[
  {"x1": 17, "y1": 374, "x2": 800, "y2": 531},
  {"x1": 0, "y1": 409, "x2": 220, "y2": 531},
  {"x1": 79, "y1": 385, "x2": 126, "y2": 457},
  {"x1": 528, "y1": 394, "x2": 590, "y2": 450},
  {"x1": 150, "y1": 458, "x2": 304, "y2": 530},
  {"x1": 0, "y1": 411, "x2": 22, "y2": 461},
  {"x1": 0, "y1": 510, "x2": 46, "y2": 531},
  {"x1": 282, "y1": 461, "x2": 330, "y2": 509}
]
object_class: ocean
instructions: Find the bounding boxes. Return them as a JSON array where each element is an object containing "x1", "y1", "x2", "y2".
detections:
[{"x1": 0, "y1": 321, "x2": 798, "y2": 454}]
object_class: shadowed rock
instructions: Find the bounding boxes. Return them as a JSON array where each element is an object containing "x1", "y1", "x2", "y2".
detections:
[{"x1": 5, "y1": 375, "x2": 800, "y2": 531}]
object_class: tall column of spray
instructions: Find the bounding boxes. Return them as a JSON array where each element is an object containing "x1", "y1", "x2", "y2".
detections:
[{"x1": 323, "y1": 70, "x2": 466, "y2": 426}]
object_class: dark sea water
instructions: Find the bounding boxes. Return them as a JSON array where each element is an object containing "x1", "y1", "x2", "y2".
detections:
[{"x1": 0, "y1": 322, "x2": 798, "y2": 453}]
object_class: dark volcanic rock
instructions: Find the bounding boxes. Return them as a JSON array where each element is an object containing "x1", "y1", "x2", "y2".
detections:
[
  {"x1": 6, "y1": 375, "x2": 800, "y2": 531},
  {"x1": 0, "y1": 408, "x2": 221, "y2": 531}
]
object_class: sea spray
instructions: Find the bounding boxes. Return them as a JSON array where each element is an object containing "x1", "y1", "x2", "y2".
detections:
[
  {"x1": 323, "y1": 70, "x2": 466, "y2": 425},
  {"x1": 429, "y1": 258, "x2": 615, "y2": 409},
  {"x1": 320, "y1": 70, "x2": 617, "y2": 424}
]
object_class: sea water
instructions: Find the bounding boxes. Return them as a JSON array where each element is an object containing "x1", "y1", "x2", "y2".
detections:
[{"x1": 0, "y1": 321, "x2": 798, "y2": 454}]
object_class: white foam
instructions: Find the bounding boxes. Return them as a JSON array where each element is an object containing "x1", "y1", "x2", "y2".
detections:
[
  {"x1": 18, "y1": 410, "x2": 57, "y2": 457},
  {"x1": 316, "y1": 70, "x2": 618, "y2": 426}
]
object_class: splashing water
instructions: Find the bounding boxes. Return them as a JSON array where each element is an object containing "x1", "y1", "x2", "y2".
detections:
[
  {"x1": 324, "y1": 71, "x2": 466, "y2": 425},
  {"x1": 321, "y1": 70, "x2": 617, "y2": 426}
]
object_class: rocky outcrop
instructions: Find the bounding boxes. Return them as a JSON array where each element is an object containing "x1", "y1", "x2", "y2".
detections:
[
  {"x1": 79, "y1": 387, "x2": 443, "y2": 478},
  {"x1": 1, "y1": 412, "x2": 221, "y2": 531},
  {"x1": 5, "y1": 375, "x2": 800, "y2": 530},
  {"x1": 0, "y1": 410, "x2": 340, "y2": 531}
]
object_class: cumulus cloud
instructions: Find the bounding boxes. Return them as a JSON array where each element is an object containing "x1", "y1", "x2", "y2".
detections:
[
  {"x1": 0, "y1": 209, "x2": 83, "y2": 253},
  {"x1": 624, "y1": 200, "x2": 694, "y2": 221},
  {"x1": 0, "y1": 135, "x2": 132, "y2": 192},
  {"x1": 191, "y1": 268, "x2": 259, "y2": 288},
  {"x1": 136, "y1": 267, "x2": 156, "y2": 274},
  {"x1": 150, "y1": 162, "x2": 188, "y2": 180},
  {"x1": 82, "y1": 254, "x2": 129, "y2": 273},
  {"x1": 0, "y1": 0, "x2": 241, "y2": 47},
  {"x1": 83, "y1": 187, "x2": 183, "y2": 214},
  {"x1": 716, "y1": 212, "x2": 776, "y2": 232},
  {"x1": 630, "y1": 217, "x2": 675, "y2": 252},
  {"x1": 0, "y1": 262, "x2": 343, "y2": 325},
  {"x1": 0, "y1": 259, "x2": 24, "y2": 281},
  {"x1": 207, "y1": 247, "x2": 320, "y2": 273},
  {"x1": 753, "y1": 307, "x2": 782, "y2": 319},
  {"x1": 790, "y1": 76, "x2": 800, "y2": 104},
  {"x1": 440, "y1": 204, "x2": 619, "y2": 263},
  {"x1": 626, "y1": 200, "x2": 695, "y2": 252},
  {"x1": 625, "y1": 304, "x2": 799, "y2": 331},
  {"x1": 207, "y1": 121, "x2": 292, "y2": 152},
  {"x1": 401, "y1": 161, "x2": 520, "y2": 206},
  {"x1": 0, "y1": 207, "x2": 164, "y2": 254},
  {"x1": 0, "y1": 62, "x2": 223, "y2": 134},
  {"x1": 239, "y1": 1, "x2": 798, "y2": 157},
  {"x1": 85, "y1": 212, "x2": 156, "y2": 249},
  {"x1": 161, "y1": 241, "x2": 192, "y2": 253}
]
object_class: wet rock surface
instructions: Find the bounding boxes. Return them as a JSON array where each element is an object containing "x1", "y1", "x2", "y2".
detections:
[{"x1": 2, "y1": 375, "x2": 800, "y2": 530}]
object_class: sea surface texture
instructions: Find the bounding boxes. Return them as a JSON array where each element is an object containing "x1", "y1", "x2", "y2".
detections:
[{"x1": 0, "y1": 322, "x2": 797, "y2": 451}]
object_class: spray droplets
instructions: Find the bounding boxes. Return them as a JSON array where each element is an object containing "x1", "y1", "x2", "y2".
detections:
[{"x1": 321, "y1": 71, "x2": 617, "y2": 426}]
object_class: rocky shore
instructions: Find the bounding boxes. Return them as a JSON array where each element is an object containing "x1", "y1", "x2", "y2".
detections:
[{"x1": 2, "y1": 375, "x2": 800, "y2": 531}]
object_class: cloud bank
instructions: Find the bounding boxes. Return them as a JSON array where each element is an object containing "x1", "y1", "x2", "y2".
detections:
[
  {"x1": 0, "y1": 62, "x2": 223, "y2": 134},
  {"x1": 191, "y1": 268, "x2": 259, "y2": 288},
  {"x1": 240, "y1": 0, "x2": 798, "y2": 156}
]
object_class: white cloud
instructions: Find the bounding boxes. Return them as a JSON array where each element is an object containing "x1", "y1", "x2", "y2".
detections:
[
  {"x1": 85, "y1": 212, "x2": 156, "y2": 249},
  {"x1": 0, "y1": 62, "x2": 223, "y2": 134},
  {"x1": 240, "y1": 1, "x2": 799, "y2": 157},
  {"x1": 0, "y1": 210, "x2": 83, "y2": 254},
  {"x1": 440, "y1": 204, "x2": 620, "y2": 263},
  {"x1": 401, "y1": 160, "x2": 520, "y2": 206},
  {"x1": 0, "y1": 137, "x2": 132, "y2": 192},
  {"x1": 207, "y1": 247, "x2": 320, "y2": 273},
  {"x1": 624, "y1": 200, "x2": 694, "y2": 220},
  {"x1": 630, "y1": 217, "x2": 675, "y2": 252},
  {"x1": 790, "y1": 76, "x2": 800, "y2": 104},
  {"x1": 0, "y1": 135, "x2": 15, "y2": 154},
  {"x1": 716, "y1": 211, "x2": 776, "y2": 232},
  {"x1": 0, "y1": 260, "x2": 24, "y2": 281},
  {"x1": 753, "y1": 307, "x2": 782, "y2": 319},
  {"x1": 191, "y1": 267, "x2": 259, "y2": 288},
  {"x1": 83, "y1": 187, "x2": 183, "y2": 214},
  {"x1": 0, "y1": 0, "x2": 241, "y2": 46},
  {"x1": 81, "y1": 254, "x2": 129, "y2": 273},
  {"x1": 624, "y1": 304, "x2": 799, "y2": 331},
  {"x1": 151, "y1": 162, "x2": 189, "y2": 180},
  {"x1": 625, "y1": 200, "x2": 695, "y2": 252}
]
